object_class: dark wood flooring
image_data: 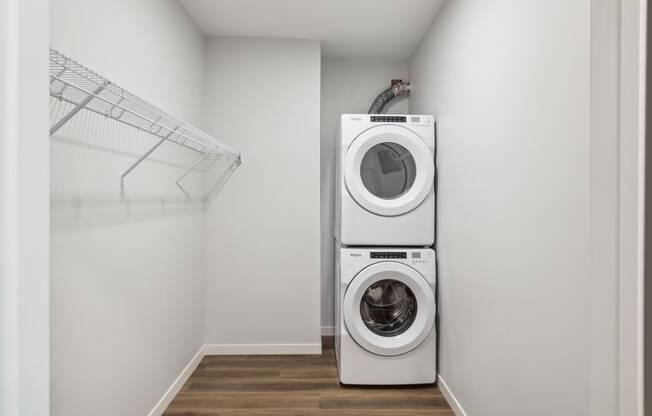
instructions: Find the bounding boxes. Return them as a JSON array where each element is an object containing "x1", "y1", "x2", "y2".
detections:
[{"x1": 163, "y1": 337, "x2": 453, "y2": 415}]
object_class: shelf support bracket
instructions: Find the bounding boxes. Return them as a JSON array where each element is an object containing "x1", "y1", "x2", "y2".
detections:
[
  {"x1": 176, "y1": 153, "x2": 210, "y2": 199},
  {"x1": 203, "y1": 160, "x2": 239, "y2": 205},
  {"x1": 49, "y1": 83, "x2": 106, "y2": 135},
  {"x1": 120, "y1": 127, "x2": 178, "y2": 189}
]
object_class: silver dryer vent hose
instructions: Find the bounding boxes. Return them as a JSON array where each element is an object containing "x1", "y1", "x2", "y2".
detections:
[{"x1": 368, "y1": 81, "x2": 411, "y2": 114}]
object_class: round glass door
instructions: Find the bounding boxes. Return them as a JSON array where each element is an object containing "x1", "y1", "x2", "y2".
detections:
[
  {"x1": 344, "y1": 125, "x2": 434, "y2": 217},
  {"x1": 343, "y1": 262, "x2": 435, "y2": 356},
  {"x1": 360, "y1": 279, "x2": 417, "y2": 336},
  {"x1": 360, "y1": 143, "x2": 417, "y2": 200}
]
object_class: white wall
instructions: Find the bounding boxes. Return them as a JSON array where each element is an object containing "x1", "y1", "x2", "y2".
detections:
[
  {"x1": 49, "y1": 1, "x2": 206, "y2": 415},
  {"x1": 0, "y1": 0, "x2": 50, "y2": 415},
  {"x1": 320, "y1": 58, "x2": 409, "y2": 331},
  {"x1": 617, "y1": 1, "x2": 647, "y2": 414},
  {"x1": 646, "y1": 1, "x2": 652, "y2": 406},
  {"x1": 202, "y1": 37, "x2": 321, "y2": 350},
  {"x1": 409, "y1": 1, "x2": 591, "y2": 415}
]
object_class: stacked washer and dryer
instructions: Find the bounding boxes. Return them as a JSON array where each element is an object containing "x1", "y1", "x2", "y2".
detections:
[{"x1": 334, "y1": 113, "x2": 437, "y2": 385}]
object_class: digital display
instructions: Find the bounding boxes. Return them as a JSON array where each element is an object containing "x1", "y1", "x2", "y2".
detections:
[{"x1": 371, "y1": 252, "x2": 407, "y2": 259}]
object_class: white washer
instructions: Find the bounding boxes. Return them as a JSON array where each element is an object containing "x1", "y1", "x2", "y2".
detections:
[
  {"x1": 335, "y1": 114, "x2": 435, "y2": 246},
  {"x1": 336, "y1": 246, "x2": 436, "y2": 385}
]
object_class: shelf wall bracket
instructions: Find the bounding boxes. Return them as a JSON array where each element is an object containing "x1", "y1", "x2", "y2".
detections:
[
  {"x1": 120, "y1": 127, "x2": 178, "y2": 189},
  {"x1": 203, "y1": 160, "x2": 239, "y2": 205},
  {"x1": 49, "y1": 83, "x2": 106, "y2": 135},
  {"x1": 176, "y1": 153, "x2": 210, "y2": 199}
]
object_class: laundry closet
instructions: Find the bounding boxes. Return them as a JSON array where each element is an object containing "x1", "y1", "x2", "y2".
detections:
[{"x1": 3, "y1": 0, "x2": 640, "y2": 415}]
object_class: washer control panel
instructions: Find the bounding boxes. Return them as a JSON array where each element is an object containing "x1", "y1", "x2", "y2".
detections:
[
  {"x1": 368, "y1": 250, "x2": 433, "y2": 266},
  {"x1": 341, "y1": 248, "x2": 436, "y2": 283},
  {"x1": 370, "y1": 251, "x2": 407, "y2": 259}
]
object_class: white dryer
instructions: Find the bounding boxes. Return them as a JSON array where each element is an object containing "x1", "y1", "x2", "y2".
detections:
[
  {"x1": 335, "y1": 114, "x2": 435, "y2": 246},
  {"x1": 336, "y1": 246, "x2": 436, "y2": 385}
]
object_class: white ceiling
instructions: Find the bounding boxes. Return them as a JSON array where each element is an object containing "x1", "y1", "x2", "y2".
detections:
[{"x1": 179, "y1": 0, "x2": 446, "y2": 59}]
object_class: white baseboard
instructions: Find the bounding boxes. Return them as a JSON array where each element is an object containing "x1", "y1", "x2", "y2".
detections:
[
  {"x1": 148, "y1": 341, "x2": 322, "y2": 414},
  {"x1": 321, "y1": 325, "x2": 335, "y2": 336},
  {"x1": 147, "y1": 345, "x2": 204, "y2": 416},
  {"x1": 204, "y1": 343, "x2": 322, "y2": 355},
  {"x1": 438, "y1": 374, "x2": 468, "y2": 416}
]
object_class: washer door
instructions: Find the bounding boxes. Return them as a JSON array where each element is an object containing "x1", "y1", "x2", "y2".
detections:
[
  {"x1": 343, "y1": 262, "x2": 435, "y2": 356},
  {"x1": 344, "y1": 125, "x2": 434, "y2": 217}
]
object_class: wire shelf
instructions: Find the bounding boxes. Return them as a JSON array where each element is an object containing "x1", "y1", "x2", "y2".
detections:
[{"x1": 49, "y1": 47, "x2": 241, "y2": 201}]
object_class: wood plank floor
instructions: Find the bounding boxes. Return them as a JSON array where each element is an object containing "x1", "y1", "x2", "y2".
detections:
[{"x1": 163, "y1": 337, "x2": 453, "y2": 416}]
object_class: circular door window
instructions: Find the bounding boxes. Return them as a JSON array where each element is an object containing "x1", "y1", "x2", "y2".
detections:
[
  {"x1": 360, "y1": 279, "x2": 417, "y2": 336},
  {"x1": 343, "y1": 262, "x2": 435, "y2": 356},
  {"x1": 344, "y1": 125, "x2": 434, "y2": 217},
  {"x1": 360, "y1": 143, "x2": 417, "y2": 200}
]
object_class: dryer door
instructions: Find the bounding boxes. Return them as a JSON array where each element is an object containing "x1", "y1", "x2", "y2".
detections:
[
  {"x1": 343, "y1": 262, "x2": 435, "y2": 356},
  {"x1": 344, "y1": 125, "x2": 434, "y2": 217}
]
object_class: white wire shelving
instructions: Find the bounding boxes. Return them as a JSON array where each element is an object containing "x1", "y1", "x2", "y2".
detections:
[{"x1": 49, "y1": 47, "x2": 241, "y2": 201}]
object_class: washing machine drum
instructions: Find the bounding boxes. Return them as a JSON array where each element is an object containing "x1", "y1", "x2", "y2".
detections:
[
  {"x1": 343, "y1": 262, "x2": 435, "y2": 356},
  {"x1": 344, "y1": 125, "x2": 434, "y2": 217}
]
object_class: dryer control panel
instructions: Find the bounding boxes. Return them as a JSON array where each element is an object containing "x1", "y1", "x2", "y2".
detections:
[{"x1": 370, "y1": 116, "x2": 407, "y2": 123}]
